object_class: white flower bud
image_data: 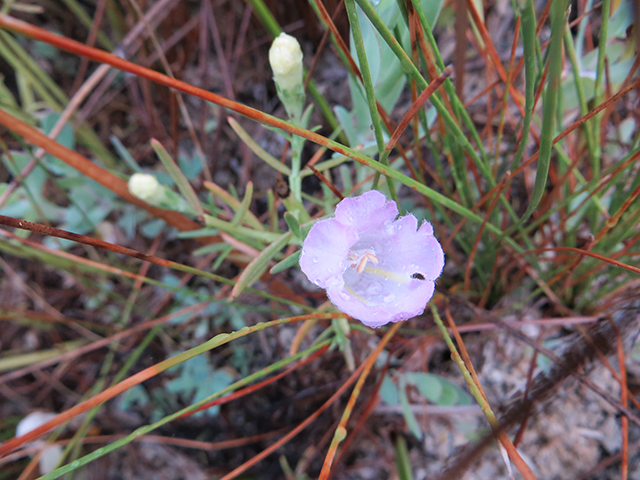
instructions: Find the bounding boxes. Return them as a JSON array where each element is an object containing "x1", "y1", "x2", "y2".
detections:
[
  {"x1": 128, "y1": 173, "x2": 161, "y2": 203},
  {"x1": 127, "y1": 173, "x2": 195, "y2": 215},
  {"x1": 16, "y1": 411, "x2": 64, "y2": 474},
  {"x1": 269, "y1": 33, "x2": 303, "y2": 92},
  {"x1": 16, "y1": 411, "x2": 57, "y2": 439}
]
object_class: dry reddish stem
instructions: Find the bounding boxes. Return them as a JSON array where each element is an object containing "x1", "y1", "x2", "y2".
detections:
[
  {"x1": 444, "y1": 305, "x2": 539, "y2": 480},
  {"x1": 0, "y1": 215, "x2": 191, "y2": 269},
  {"x1": 307, "y1": 164, "x2": 345, "y2": 200},
  {"x1": 495, "y1": 16, "x2": 521, "y2": 157},
  {"x1": 217, "y1": 356, "x2": 370, "y2": 480},
  {"x1": 0, "y1": 313, "x2": 338, "y2": 456},
  {"x1": 464, "y1": 172, "x2": 511, "y2": 294},
  {"x1": 385, "y1": 66, "x2": 453, "y2": 154},
  {"x1": 464, "y1": 0, "x2": 525, "y2": 112},
  {"x1": 318, "y1": 322, "x2": 403, "y2": 480},
  {"x1": 615, "y1": 325, "x2": 630, "y2": 480},
  {"x1": 331, "y1": 361, "x2": 390, "y2": 475}
]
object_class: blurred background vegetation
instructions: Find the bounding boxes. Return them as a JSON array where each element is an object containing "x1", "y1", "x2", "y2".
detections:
[{"x1": 0, "y1": 0, "x2": 639, "y2": 478}]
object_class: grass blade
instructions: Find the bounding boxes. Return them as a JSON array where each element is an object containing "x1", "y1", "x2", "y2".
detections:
[
  {"x1": 150, "y1": 138, "x2": 204, "y2": 218},
  {"x1": 519, "y1": 0, "x2": 569, "y2": 225},
  {"x1": 230, "y1": 231, "x2": 293, "y2": 300}
]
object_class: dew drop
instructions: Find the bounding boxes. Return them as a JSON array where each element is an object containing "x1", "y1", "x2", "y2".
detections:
[
  {"x1": 383, "y1": 293, "x2": 396, "y2": 303},
  {"x1": 366, "y1": 281, "x2": 383, "y2": 296},
  {"x1": 312, "y1": 256, "x2": 319, "y2": 263},
  {"x1": 339, "y1": 290, "x2": 351, "y2": 300},
  {"x1": 385, "y1": 224, "x2": 393, "y2": 234}
]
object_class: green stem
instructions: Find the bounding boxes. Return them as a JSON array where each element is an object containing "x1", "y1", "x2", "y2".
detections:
[
  {"x1": 592, "y1": 0, "x2": 611, "y2": 174},
  {"x1": 430, "y1": 304, "x2": 501, "y2": 430},
  {"x1": 518, "y1": 0, "x2": 569, "y2": 225},
  {"x1": 408, "y1": 0, "x2": 488, "y2": 163},
  {"x1": 510, "y1": 0, "x2": 537, "y2": 172},
  {"x1": 344, "y1": 0, "x2": 397, "y2": 201},
  {"x1": 245, "y1": 0, "x2": 347, "y2": 145}
]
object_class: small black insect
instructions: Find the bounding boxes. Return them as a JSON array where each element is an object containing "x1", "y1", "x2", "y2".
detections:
[{"x1": 411, "y1": 273, "x2": 425, "y2": 280}]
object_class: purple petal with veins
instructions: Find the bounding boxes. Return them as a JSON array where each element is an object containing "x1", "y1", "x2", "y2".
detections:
[{"x1": 299, "y1": 191, "x2": 445, "y2": 328}]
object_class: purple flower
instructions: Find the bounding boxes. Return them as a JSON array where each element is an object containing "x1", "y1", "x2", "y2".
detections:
[{"x1": 299, "y1": 191, "x2": 444, "y2": 328}]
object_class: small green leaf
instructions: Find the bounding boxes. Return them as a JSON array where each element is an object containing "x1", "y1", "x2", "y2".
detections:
[
  {"x1": 110, "y1": 135, "x2": 142, "y2": 173},
  {"x1": 437, "y1": 383, "x2": 458, "y2": 407},
  {"x1": 379, "y1": 374, "x2": 399, "y2": 405},
  {"x1": 151, "y1": 138, "x2": 204, "y2": 217},
  {"x1": 203, "y1": 181, "x2": 265, "y2": 231},
  {"x1": 231, "y1": 182, "x2": 253, "y2": 228},
  {"x1": 269, "y1": 250, "x2": 301, "y2": 274},
  {"x1": 284, "y1": 211, "x2": 302, "y2": 239},
  {"x1": 177, "y1": 228, "x2": 219, "y2": 239},
  {"x1": 230, "y1": 231, "x2": 293, "y2": 300},
  {"x1": 393, "y1": 435, "x2": 413, "y2": 480},
  {"x1": 192, "y1": 241, "x2": 229, "y2": 256},
  {"x1": 228, "y1": 117, "x2": 291, "y2": 176},
  {"x1": 211, "y1": 244, "x2": 233, "y2": 271},
  {"x1": 404, "y1": 372, "x2": 443, "y2": 403},
  {"x1": 398, "y1": 379, "x2": 422, "y2": 439}
]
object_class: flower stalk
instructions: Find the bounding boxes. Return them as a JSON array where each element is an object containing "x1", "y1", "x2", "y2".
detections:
[{"x1": 269, "y1": 32, "x2": 309, "y2": 215}]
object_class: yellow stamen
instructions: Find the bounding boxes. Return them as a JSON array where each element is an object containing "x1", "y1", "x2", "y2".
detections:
[
  {"x1": 363, "y1": 264, "x2": 409, "y2": 284},
  {"x1": 345, "y1": 285, "x2": 370, "y2": 304}
]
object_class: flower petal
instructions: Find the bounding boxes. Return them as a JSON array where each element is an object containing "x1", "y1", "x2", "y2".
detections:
[
  {"x1": 299, "y1": 218, "x2": 357, "y2": 289},
  {"x1": 327, "y1": 280, "x2": 434, "y2": 328},
  {"x1": 384, "y1": 216, "x2": 444, "y2": 281},
  {"x1": 334, "y1": 190, "x2": 398, "y2": 232}
]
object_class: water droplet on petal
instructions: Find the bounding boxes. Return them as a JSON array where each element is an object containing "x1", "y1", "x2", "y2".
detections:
[
  {"x1": 313, "y1": 256, "x2": 319, "y2": 263},
  {"x1": 366, "y1": 281, "x2": 383, "y2": 296},
  {"x1": 384, "y1": 293, "x2": 396, "y2": 303},
  {"x1": 339, "y1": 290, "x2": 351, "y2": 300},
  {"x1": 384, "y1": 222, "x2": 395, "y2": 236}
]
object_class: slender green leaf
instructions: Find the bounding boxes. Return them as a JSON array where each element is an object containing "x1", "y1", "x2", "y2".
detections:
[
  {"x1": 231, "y1": 181, "x2": 253, "y2": 228},
  {"x1": 151, "y1": 138, "x2": 204, "y2": 218},
  {"x1": 203, "y1": 180, "x2": 265, "y2": 231},
  {"x1": 398, "y1": 378, "x2": 422, "y2": 439},
  {"x1": 230, "y1": 231, "x2": 293, "y2": 300},
  {"x1": 283, "y1": 211, "x2": 302, "y2": 239},
  {"x1": 344, "y1": 0, "x2": 397, "y2": 200},
  {"x1": 510, "y1": 0, "x2": 537, "y2": 172},
  {"x1": 269, "y1": 250, "x2": 301, "y2": 274},
  {"x1": 228, "y1": 117, "x2": 291, "y2": 176},
  {"x1": 394, "y1": 435, "x2": 413, "y2": 480},
  {"x1": 519, "y1": 0, "x2": 569, "y2": 224},
  {"x1": 110, "y1": 135, "x2": 142, "y2": 173}
]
